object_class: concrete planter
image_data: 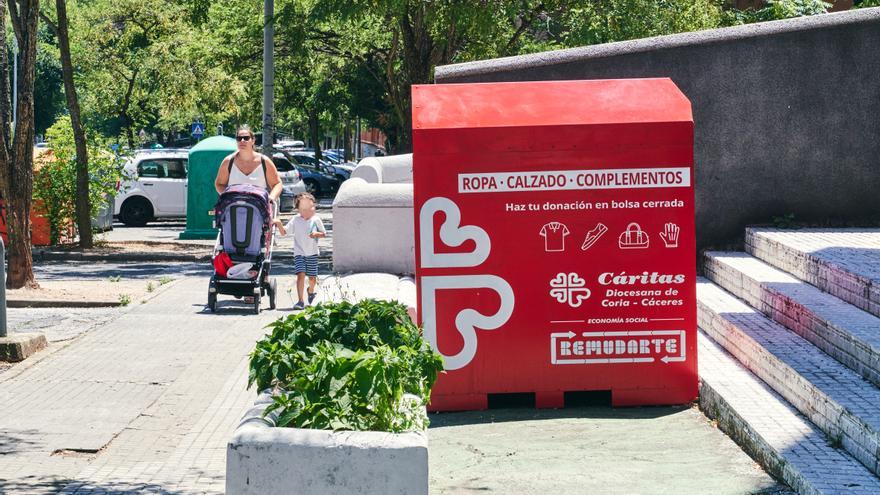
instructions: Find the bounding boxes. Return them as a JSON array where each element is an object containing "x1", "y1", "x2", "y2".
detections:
[{"x1": 227, "y1": 392, "x2": 429, "y2": 495}]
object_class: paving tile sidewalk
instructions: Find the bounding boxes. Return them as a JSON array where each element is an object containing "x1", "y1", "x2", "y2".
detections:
[
  {"x1": 0, "y1": 271, "x2": 408, "y2": 494},
  {"x1": 0, "y1": 276, "x2": 280, "y2": 494},
  {"x1": 1, "y1": 268, "x2": 789, "y2": 494}
]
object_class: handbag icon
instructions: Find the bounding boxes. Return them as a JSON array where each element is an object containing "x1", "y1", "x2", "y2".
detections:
[{"x1": 618, "y1": 222, "x2": 650, "y2": 249}]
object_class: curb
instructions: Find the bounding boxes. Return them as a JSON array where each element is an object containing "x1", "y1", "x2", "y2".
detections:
[{"x1": 6, "y1": 299, "x2": 121, "y2": 308}]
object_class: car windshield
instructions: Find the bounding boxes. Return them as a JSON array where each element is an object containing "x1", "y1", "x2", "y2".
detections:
[
  {"x1": 323, "y1": 152, "x2": 344, "y2": 164},
  {"x1": 273, "y1": 157, "x2": 294, "y2": 172},
  {"x1": 295, "y1": 154, "x2": 318, "y2": 166}
]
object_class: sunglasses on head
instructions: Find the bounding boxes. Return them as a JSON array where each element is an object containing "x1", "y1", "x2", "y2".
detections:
[{"x1": 236, "y1": 135, "x2": 252, "y2": 142}]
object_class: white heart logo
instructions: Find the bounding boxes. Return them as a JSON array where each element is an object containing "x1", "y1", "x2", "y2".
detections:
[
  {"x1": 419, "y1": 197, "x2": 491, "y2": 268},
  {"x1": 421, "y1": 275, "x2": 515, "y2": 371}
]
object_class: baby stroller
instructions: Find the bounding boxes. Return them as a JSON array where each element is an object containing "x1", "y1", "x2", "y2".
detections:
[{"x1": 208, "y1": 184, "x2": 277, "y2": 314}]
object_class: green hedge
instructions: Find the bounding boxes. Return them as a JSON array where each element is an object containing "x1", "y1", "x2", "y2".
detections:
[{"x1": 249, "y1": 300, "x2": 444, "y2": 433}]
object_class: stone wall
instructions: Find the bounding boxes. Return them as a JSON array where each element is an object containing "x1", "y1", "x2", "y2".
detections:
[{"x1": 434, "y1": 9, "x2": 880, "y2": 249}]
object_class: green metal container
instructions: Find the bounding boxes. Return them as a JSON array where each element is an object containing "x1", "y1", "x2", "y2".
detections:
[{"x1": 179, "y1": 136, "x2": 236, "y2": 239}]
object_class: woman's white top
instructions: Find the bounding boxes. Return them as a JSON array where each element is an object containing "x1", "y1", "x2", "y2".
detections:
[{"x1": 227, "y1": 156, "x2": 268, "y2": 189}]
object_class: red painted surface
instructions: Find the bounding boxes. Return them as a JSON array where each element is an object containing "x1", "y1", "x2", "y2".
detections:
[
  {"x1": 0, "y1": 200, "x2": 63, "y2": 247},
  {"x1": 412, "y1": 79, "x2": 698, "y2": 411}
]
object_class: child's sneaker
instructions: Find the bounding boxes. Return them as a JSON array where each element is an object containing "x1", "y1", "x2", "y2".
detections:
[
  {"x1": 308, "y1": 291, "x2": 317, "y2": 305},
  {"x1": 293, "y1": 301, "x2": 305, "y2": 311}
]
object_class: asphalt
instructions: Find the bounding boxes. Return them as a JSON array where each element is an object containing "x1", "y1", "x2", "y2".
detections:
[{"x1": 35, "y1": 213, "x2": 334, "y2": 263}]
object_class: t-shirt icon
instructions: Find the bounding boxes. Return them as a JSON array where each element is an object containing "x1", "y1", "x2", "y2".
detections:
[{"x1": 540, "y1": 222, "x2": 570, "y2": 252}]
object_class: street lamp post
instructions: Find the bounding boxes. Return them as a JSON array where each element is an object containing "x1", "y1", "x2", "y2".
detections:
[{"x1": 262, "y1": 0, "x2": 274, "y2": 153}]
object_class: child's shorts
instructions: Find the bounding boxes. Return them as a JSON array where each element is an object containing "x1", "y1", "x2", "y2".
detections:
[{"x1": 294, "y1": 255, "x2": 319, "y2": 277}]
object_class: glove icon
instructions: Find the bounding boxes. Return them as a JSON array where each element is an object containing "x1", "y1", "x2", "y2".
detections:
[{"x1": 660, "y1": 223, "x2": 680, "y2": 248}]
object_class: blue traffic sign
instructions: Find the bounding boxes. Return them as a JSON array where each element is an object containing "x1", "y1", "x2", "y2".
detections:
[{"x1": 191, "y1": 122, "x2": 205, "y2": 138}]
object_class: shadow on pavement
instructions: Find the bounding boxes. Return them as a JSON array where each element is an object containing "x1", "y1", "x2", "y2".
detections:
[
  {"x1": 0, "y1": 477, "x2": 205, "y2": 494},
  {"x1": 34, "y1": 261, "x2": 209, "y2": 280},
  {"x1": 429, "y1": 403, "x2": 689, "y2": 428},
  {"x1": 0, "y1": 429, "x2": 46, "y2": 455}
]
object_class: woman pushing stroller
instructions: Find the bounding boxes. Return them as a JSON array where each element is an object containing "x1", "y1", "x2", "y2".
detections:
[
  {"x1": 208, "y1": 125, "x2": 283, "y2": 313},
  {"x1": 214, "y1": 124, "x2": 283, "y2": 202}
]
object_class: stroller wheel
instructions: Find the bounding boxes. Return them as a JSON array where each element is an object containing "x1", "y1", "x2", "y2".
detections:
[
  {"x1": 208, "y1": 292, "x2": 217, "y2": 313},
  {"x1": 253, "y1": 295, "x2": 261, "y2": 315},
  {"x1": 268, "y1": 279, "x2": 277, "y2": 310}
]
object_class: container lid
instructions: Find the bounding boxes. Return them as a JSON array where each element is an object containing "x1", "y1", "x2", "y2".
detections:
[
  {"x1": 189, "y1": 136, "x2": 237, "y2": 155},
  {"x1": 412, "y1": 78, "x2": 692, "y2": 131}
]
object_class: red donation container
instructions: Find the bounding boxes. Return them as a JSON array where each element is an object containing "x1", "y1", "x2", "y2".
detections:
[{"x1": 412, "y1": 79, "x2": 697, "y2": 411}]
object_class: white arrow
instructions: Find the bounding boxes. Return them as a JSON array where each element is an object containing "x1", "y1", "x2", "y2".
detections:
[
  {"x1": 661, "y1": 355, "x2": 686, "y2": 364},
  {"x1": 582, "y1": 330, "x2": 682, "y2": 338},
  {"x1": 609, "y1": 357, "x2": 655, "y2": 364},
  {"x1": 555, "y1": 358, "x2": 609, "y2": 365},
  {"x1": 550, "y1": 331, "x2": 577, "y2": 364},
  {"x1": 660, "y1": 331, "x2": 687, "y2": 364}
]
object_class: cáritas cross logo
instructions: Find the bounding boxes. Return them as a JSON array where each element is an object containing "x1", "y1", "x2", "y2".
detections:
[{"x1": 418, "y1": 197, "x2": 515, "y2": 370}]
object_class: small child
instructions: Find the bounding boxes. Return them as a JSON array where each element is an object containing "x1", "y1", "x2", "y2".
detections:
[{"x1": 273, "y1": 192, "x2": 326, "y2": 310}]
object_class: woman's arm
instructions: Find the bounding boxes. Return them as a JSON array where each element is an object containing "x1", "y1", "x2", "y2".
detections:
[
  {"x1": 215, "y1": 157, "x2": 232, "y2": 194},
  {"x1": 264, "y1": 157, "x2": 283, "y2": 201}
]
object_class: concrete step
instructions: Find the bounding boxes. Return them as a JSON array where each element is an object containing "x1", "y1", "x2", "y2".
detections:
[
  {"x1": 746, "y1": 228, "x2": 880, "y2": 318},
  {"x1": 697, "y1": 279, "x2": 880, "y2": 477},
  {"x1": 698, "y1": 332, "x2": 880, "y2": 495},
  {"x1": 704, "y1": 252, "x2": 880, "y2": 387}
]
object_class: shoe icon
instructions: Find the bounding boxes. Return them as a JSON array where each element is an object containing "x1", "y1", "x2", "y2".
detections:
[{"x1": 581, "y1": 223, "x2": 608, "y2": 250}]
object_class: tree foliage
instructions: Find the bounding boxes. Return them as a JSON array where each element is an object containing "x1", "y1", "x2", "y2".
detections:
[
  {"x1": 65, "y1": 0, "x2": 248, "y2": 146},
  {"x1": 31, "y1": 0, "x2": 836, "y2": 153}
]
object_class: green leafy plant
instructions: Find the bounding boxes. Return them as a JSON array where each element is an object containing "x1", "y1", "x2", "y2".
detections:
[
  {"x1": 249, "y1": 300, "x2": 443, "y2": 433},
  {"x1": 146, "y1": 281, "x2": 155, "y2": 292},
  {"x1": 33, "y1": 115, "x2": 124, "y2": 245},
  {"x1": 118, "y1": 294, "x2": 131, "y2": 306},
  {"x1": 158, "y1": 276, "x2": 174, "y2": 286},
  {"x1": 772, "y1": 213, "x2": 797, "y2": 229},
  {"x1": 723, "y1": 0, "x2": 830, "y2": 25},
  {"x1": 108, "y1": 275, "x2": 121, "y2": 282}
]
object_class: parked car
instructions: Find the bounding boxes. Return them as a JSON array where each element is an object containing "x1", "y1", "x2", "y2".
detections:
[
  {"x1": 322, "y1": 150, "x2": 359, "y2": 169},
  {"x1": 289, "y1": 151, "x2": 353, "y2": 181},
  {"x1": 270, "y1": 152, "x2": 307, "y2": 211},
  {"x1": 115, "y1": 149, "x2": 306, "y2": 225},
  {"x1": 276, "y1": 139, "x2": 305, "y2": 151},
  {"x1": 276, "y1": 150, "x2": 341, "y2": 198},
  {"x1": 114, "y1": 149, "x2": 189, "y2": 226}
]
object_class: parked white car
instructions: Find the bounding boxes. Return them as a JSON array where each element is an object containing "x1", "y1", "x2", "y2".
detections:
[
  {"x1": 114, "y1": 149, "x2": 190, "y2": 226},
  {"x1": 114, "y1": 149, "x2": 305, "y2": 226}
]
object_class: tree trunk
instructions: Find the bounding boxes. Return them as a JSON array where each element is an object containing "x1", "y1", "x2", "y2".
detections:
[
  {"x1": 308, "y1": 108, "x2": 322, "y2": 164},
  {"x1": 121, "y1": 69, "x2": 138, "y2": 149},
  {"x1": 55, "y1": 0, "x2": 92, "y2": 248},
  {"x1": 6, "y1": 0, "x2": 42, "y2": 289},
  {"x1": 0, "y1": 0, "x2": 11, "y2": 202}
]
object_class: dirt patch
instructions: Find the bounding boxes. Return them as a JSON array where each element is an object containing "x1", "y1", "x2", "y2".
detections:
[
  {"x1": 7, "y1": 277, "x2": 177, "y2": 306},
  {"x1": 48, "y1": 241, "x2": 211, "y2": 255}
]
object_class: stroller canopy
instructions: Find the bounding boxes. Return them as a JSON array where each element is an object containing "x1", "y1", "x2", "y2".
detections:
[{"x1": 215, "y1": 184, "x2": 272, "y2": 227}]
